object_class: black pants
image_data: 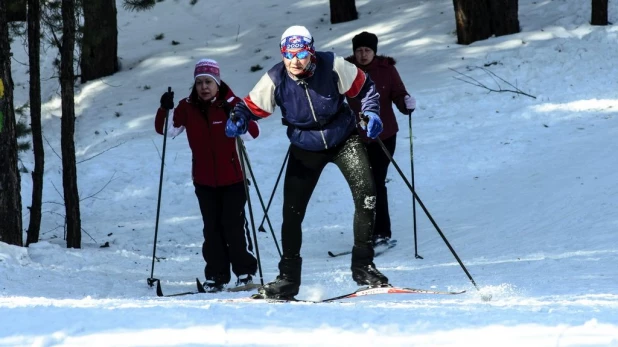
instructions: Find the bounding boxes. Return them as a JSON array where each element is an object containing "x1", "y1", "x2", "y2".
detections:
[
  {"x1": 194, "y1": 182, "x2": 257, "y2": 284},
  {"x1": 365, "y1": 134, "x2": 397, "y2": 240},
  {"x1": 281, "y1": 134, "x2": 377, "y2": 259}
]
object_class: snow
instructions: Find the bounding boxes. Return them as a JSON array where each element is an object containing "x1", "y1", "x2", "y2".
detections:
[{"x1": 2, "y1": 0, "x2": 618, "y2": 345}]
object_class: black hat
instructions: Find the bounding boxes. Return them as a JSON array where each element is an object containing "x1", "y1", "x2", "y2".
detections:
[{"x1": 352, "y1": 31, "x2": 378, "y2": 53}]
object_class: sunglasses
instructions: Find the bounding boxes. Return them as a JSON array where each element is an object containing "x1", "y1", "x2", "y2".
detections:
[{"x1": 282, "y1": 50, "x2": 311, "y2": 60}]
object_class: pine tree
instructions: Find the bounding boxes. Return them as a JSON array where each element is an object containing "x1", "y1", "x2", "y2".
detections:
[
  {"x1": 60, "y1": 0, "x2": 82, "y2": 248},
  {"x1": 0, "y1": 0, "x2": 24, "y2": 246}
]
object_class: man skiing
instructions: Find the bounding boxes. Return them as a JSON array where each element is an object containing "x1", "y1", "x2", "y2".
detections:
[{"x1": 225, "y1": 25, "x2": 389, "y2": 299}]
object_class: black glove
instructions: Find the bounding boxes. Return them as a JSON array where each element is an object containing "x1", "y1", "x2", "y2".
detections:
[{"x1": 160, "y1": 90, "x2": 174, "y2": 110}]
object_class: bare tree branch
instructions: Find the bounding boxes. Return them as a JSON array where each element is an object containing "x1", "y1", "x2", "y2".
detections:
[
  {"x1": 41, "y1": 219, "x2": 64, "y2": 235},
  {"x1": 40, "y1": 14, "x2": 62, "y2": 49},
  {"x1": 80, "y1": 172, "x2": 117, "y2": 202},
  {"x1": 42, "y1": 200, "x2": 65, "y2": 206},
  {"x1": 81, "y1": 227, "x2": 97, "y2": 243},
  {"x1": 40, "y1": 210, "x2": 97, "y2": 242},
  {"x1": 50, "y1": 179, "x2": 64, "y2": 200},
  {"x1": 450, "y1": 66, "x2": 536, "y2": 99},
  {"x1": 77, "y1": 141, "x2": 126, "y2": 164},
  {"x1": 152, "y1": 138, "x2": 162, "y2": 160},
  {"x1": 99, "y1": 78, "x2": 122, "y2": 88},
  {"x1": 43, "y1": 134, "x2": 62, "y2": 160}
]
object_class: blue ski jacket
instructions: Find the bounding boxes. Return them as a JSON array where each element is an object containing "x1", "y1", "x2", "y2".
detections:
[{"x1": 234, "y1": 51, "x2": 380, "y2": 151}]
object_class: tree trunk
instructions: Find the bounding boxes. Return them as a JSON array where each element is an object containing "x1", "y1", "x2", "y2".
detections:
[
  {"x1": 8, "y1": 0, "x2": 27, "y2": 22},
  {"x1": 489, "y1": 0, "x2": 520, "y2": 36},
  {"x1": 0, "y1": 0, "x2": 24, "y2": 246},
  {"x1": 81, "y1": 0, "x2": 118, "y2": 83},
  {"x1": 453, "y1": 0, "x2": 493, "y2": 45},
  {"x1": 591, "y1": 0, "x2": 608, "y2": 25},
  {"x1": 330, "y1": 0, "x2": 358, "y2": 24},
  {"x1": 61, "y1": 0, "x2": 81, "y2": 248},
  {"x1": 26, "y1": 0, "x2": 43, "y2": 246}
]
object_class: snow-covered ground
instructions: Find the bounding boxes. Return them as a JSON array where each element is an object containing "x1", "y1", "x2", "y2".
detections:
[{"x1": 2, "y1": 0, "x2": 618, "y2": 345}]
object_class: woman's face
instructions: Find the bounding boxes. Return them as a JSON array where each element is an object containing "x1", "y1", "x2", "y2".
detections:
[
  {"x1": 282, "y1": 49, "x2": 311, "y2": 76},
  {"x1": 194, "y1": 76, "x2": 219, "y2": 101},
  {"x1": 354, "y1": 47, "x2": 375, "y2": 66}
]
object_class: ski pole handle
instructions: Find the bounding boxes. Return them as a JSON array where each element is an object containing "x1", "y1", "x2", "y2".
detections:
[
  {"x1": 229, "y1": 107, "x2": 237, "y2": 122},
  {"x1": 358, "y1": 112, "x2": 369, "y2": 128}
]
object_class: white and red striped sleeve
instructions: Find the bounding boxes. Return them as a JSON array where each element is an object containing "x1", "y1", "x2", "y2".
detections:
[
  {"x1": 244, "y1": 73, "x2": 277, "y2": 119},
  {"x1": 240, "y1": 120, "x2": 260, "y2": 141},
  {"x1": 333, "y1": 55, "x2": 367, "y2": 98}
]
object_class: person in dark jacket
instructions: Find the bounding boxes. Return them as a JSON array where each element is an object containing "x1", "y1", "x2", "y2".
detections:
[
  {"x1": 155, "y1": 59, "x2": 260, "y2": 292},
  {"x1": 345, "y1": 31, "x2": 417, "y2": 247},
  {"x1": 225, "y1": 25, "x2": 389, "y2": 300}
]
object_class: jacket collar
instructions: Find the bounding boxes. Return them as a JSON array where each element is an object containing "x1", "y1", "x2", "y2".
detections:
[{"x1": 344, "y1": 55, "x2": 397, "y2": 71}]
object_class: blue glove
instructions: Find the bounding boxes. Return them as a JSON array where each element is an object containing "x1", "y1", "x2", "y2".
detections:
[
  {"x1": 225, "y1": 103, "x2": 252, "y2": 137},
  {"x1": 225, "y1": 109, "x2": 248, "y2": 137},
  {"x1": 361, "y1": 111, "x2": 383, "y2": 139}
]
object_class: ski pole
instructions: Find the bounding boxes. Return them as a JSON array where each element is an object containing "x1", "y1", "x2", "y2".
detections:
[
  {"x1": 377, "y1": 136, "x2": 483, "y2": 293},
  {"x1": 360, "y1": 113, "x2": 488, "y2": 299},
  {"x1": 238, "y1": 142, "x2": 282, "y2": 257},
  {"x1": 257, "y1": 148, "x2": 289, "y2": 232},
  {"x1": 408, "y1": 110, "x2": 422, "y2": 259},
  {"x1": 148, "y1": 86, "x2": 172, "y2": 287},
  {"x1": 236, "y1": 137, "x2": 265, "y2": 285},
  {"x1": 223, "y1": 101, "x2": 281, "y2": 258}
]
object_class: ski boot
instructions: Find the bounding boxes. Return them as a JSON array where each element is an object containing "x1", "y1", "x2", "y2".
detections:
[
  {"x1": 351, "y1": 246, "x2": 389, "y2": 286},
  {"x1": 235, "y1": 274, "x2": 253, "y2": 287},
  {"x1": 203, "y1": 279, "x2": 226, "y2": 293},
  {"x1": 258, "y1": 256, "x2": 302, "y2": 299}
]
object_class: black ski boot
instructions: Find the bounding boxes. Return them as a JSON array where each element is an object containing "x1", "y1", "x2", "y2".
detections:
[
  {"x1": 351, "y1": 246, "x2": 389, "y2": 286},
  {"x1": 203, "y1": 272, "x2": 229, "y2": 293},
  {"x1": 235, "y1": 274, "x2": 253, "y2": 287},
  {"x1": 203, "y1": 279, "x2": 226, "y2": 293},
  {"x1": 258, "y1": 256, "x2": 302, "y2": 299},
  {"x1": 351, "y1": 263, "x2": 389, "y2": 286}
]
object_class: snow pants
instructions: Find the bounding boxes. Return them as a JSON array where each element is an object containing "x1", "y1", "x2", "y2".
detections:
[
  {"x1": 280, "y1": 133, "x2": 377, "y2": 262},
  {"x1": 364, "y1": 134, "x2": 397, "y2": 240},
  {"x1": 194, "y1": 181, "x2": 257, "y2": 284}
]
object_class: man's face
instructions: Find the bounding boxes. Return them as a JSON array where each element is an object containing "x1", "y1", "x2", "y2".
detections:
[
  {"x1": 282, "y1": 49, "x2": 311, "y2": 75},
  {"x1": 354, "y1": 47, "x2": 375, "y2": 66}
]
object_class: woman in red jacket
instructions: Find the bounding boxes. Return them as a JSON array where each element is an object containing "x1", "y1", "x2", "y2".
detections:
[
  {"x1": 345, "y1": 32, "x2": 417, "y2": 247},
  {"x1": 154, "y1": 59, "x2": 260, "y2": 292}
]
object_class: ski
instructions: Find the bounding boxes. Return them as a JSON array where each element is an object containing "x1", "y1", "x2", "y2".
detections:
[
  {"x1": 246, "y1": 284, "x2": 465, "y2": 303},
  {"x1": 327, "y1": 250, "x2": 351, "y2": 257},
  {"x1": 157, "y1": 281, "x2": 466, "y2": 301},
  {"x1": 374, "y1": 240, "x2": 397, "y2": 257},
  {"x1": 155, "y1": 278, "x2": 260, "y2": 297},
  {"x1": 228, "y1": 282, "x2": 262, "y2": 292},
  {"x1": 328, "y1": 239, "x2": 397, "y2": 258}
]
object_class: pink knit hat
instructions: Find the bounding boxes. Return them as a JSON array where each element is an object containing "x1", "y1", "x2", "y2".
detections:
[{"x1": 194, "y1": 59, "x2": 221, "y2": 85}]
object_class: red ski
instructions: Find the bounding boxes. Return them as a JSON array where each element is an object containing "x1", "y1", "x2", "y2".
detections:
[{"x1": 245, "y1": 284, "x2": 465, "y2": 303}]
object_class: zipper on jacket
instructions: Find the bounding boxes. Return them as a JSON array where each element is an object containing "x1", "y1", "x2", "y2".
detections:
[
  {"x1": 201, "y1": 104, "x2": 219, "y2": 186},
  {"x1": 299, "y1": 80, "x2": 328, "y2": 149}
]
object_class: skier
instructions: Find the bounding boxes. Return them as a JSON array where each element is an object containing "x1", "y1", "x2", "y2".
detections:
[
  {"x1": 345, "y1": 31, "x2": 417, "y2": 247},
  {"x1": 225, "y1": 25, "x2": 389, "y2": 299},
  {"x1": 155, "y1": 58, "x2": 260, "y2": 292}
]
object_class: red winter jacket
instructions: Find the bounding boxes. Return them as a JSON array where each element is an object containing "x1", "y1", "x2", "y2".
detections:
[
  {"x1": 345, "y1": 55, "x2": 410, "y2": 142},
  {"x1": 154, "y1": 82, "x2": 259, "y2": 187}
]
